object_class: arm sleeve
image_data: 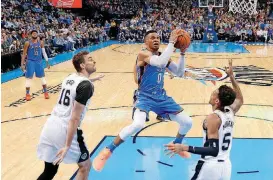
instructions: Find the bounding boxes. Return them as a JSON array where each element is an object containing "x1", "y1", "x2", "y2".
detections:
[
  {"x1": 42, "y1": 48, "x2": 48, "y2": 61},
  {"x1": 149, "y1": 43, "x2": 175, "y2": 68},
  {"x1": 188, "y1": 139, "x2": 219, "y2": 157},
  {"x1": 75, "y1": 80, "x2": 94, "y2": 105},
  {"x1": 167, "y1": 55, "x2": 185, "y2": 77}
]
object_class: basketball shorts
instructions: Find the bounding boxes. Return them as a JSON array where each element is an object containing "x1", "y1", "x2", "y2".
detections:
[
  {"x1": 134, "y1": 93, "x2": 183, "y2": 120},
  {"x1": 191, "y1": 159, "x2": 231, "y2": 180},
  {"x1": 25, "y1": 60, "x2": 45, "y2": 78},
  {"x1": 37, "y1": 116, "x2": 89, "y2": 164}
]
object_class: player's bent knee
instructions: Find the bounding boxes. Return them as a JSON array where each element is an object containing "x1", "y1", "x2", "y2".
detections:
[
  {"x1": 170, "y1": 111, "x2": 193, "y2": 129},
  {"x1": 78, "y1": 160, "x2": 91, "y2": 173},
  {"x1": 133, "y1": 108, "x2": 147, "y2": 130},
  {"x1": 133, "y1": 121, "x2": 146, "y2": 131}
]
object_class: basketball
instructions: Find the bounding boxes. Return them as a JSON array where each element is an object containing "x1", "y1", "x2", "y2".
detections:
[{"x1": 174, "y1": 29, "x2": 191, "y2": 50}]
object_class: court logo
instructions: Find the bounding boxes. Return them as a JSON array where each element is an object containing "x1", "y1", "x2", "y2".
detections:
[
  {"x1": 230, "y1": 65, "x2": 273, "y2": 87},
  {"x1": 5, "y1": 83, "x2": 62, "y2": 107},
  {"x1": 185, "y1": 67, "x2": 228, "y2": 81},
  {"x1": 172, "y1": 65, "x2": 273, "y2": 87}
]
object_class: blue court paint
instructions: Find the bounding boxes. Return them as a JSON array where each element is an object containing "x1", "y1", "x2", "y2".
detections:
[
  {"x1": 71, "y1": 136, "x2": 273, "y2": 180},
  {"x1": 2, "y1": 41, "x2": 249, "y2": 83},
  {"x1": 185, "y1": 42, "x2": 249, "y2": 53}
]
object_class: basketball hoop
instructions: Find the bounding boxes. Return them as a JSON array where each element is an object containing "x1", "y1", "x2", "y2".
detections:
[
  {"x1": 229, "y1": 0, "x2": 258, "y2": 15},
  {"x1": 56, "y1": 0, "x2": 74, "y2": 8}
]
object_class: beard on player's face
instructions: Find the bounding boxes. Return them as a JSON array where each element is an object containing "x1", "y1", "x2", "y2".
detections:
[{"x1": 32, "y1": 36, "x2": 38, "y2": 39}]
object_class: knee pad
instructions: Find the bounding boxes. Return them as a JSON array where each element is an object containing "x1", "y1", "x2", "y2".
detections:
[
  {"x1": 169, "y1": 111, "x2": 193, "y2": 134},
  {"x1": 41, "y1": 77, "x2": 47, "y2": 85},
  {"x1": 25, "y1": 78, "x2": 31, "y2": 87},
  {"x1": 119, "y1": 109, "x2": 146, "y2": 140}
]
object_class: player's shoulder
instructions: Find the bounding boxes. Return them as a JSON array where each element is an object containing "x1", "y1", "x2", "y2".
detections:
[
  {"x1": 138, "y1": 49, "x2": 151, "y2": 57},
  {"x1": 24, "y1": 41, "x2": 30, "y2": 46},
  {"x1": 138, "y1": 49, "x2": 152, "y2": 62},
  {"x1": 206, "y1": 113, "x2": 221, "y2": 125}
]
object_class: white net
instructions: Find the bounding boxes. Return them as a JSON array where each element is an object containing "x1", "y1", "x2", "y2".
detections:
[{"x1": 229, "y1": 0, "x2": 258, "y2": 15}]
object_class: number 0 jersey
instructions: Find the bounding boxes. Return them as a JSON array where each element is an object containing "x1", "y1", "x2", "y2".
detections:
[
  {"x1": 136, "y1": 51, "x2": 170, "y2": 100},
  {"x1": 202, "y1": 106, "x2": 235, "y2": 161},
  {"x1": 51, "y1": 73, "x2": 94, "y2": 127}
]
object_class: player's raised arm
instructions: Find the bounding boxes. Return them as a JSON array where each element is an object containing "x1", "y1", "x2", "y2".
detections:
[
  {"x1": 141, "y1": 30, "x2": 181, "y2": 68},
  {"x1": 166, "y1": 50, "x2": 186, "y2": 78},
  {"x1": 225, "y1": 59, "x2": 243, "y2": 114}
]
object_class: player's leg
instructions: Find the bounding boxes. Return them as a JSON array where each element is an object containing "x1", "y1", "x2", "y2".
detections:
[
  {"x1": 191, "y1": 161, "x2": 221, "y2": 180},
  {"x1": 76, "y1": 159, "x2": 91, "y2": 180},
  {"x1": 36, "y1": 60, "x2": 49, "y2": 99},
  {"x1": 221, "y1": 160, "x2": 232, "y2": 180},
  {"x1": 37, "y1": 162, "x2": 59, "y2": 180},
  {"x1": 37, "y1": 128, "x2": 59, "y2": 179},
  {"x1": 168, "y1": 111, "x2": 192, "y2": 158},
  {"x1": 25, "y1": 60, "x2": 35, "y2": 101},
  {"x1": 157, "y1": 96, "x2": 192, "y2": 157},
  {"x1": 93, "y1": 108, "x2": 147, "y2": 171},
  {"x1": 169, "y1": 111, "x2": 192, "y2": 144}
]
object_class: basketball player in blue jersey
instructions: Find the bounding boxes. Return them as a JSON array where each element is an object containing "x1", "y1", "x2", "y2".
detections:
[
  {"x1": 21, "y1": 30, "x2": 50, "y2": 101},
  {"x1": 93, "y1": 29, "x2": 193, "y2": 171}
]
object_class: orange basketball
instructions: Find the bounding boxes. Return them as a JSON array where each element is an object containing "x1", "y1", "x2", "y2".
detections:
[{"x1": 174, "y1": 29, "x2": 191, "y2": 50}]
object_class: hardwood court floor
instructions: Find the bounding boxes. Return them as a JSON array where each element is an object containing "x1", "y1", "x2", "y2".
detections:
[{"x1": 2, "y1": 43, "x2": 273, "y2": 180}]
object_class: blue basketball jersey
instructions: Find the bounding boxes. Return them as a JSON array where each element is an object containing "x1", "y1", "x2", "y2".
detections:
[
  {"x1": 136, "y1": 52, "x2": 167, "y2": 100},
  {"x1": 27, "y1": 41, "x2": 42, "y2": 61}
]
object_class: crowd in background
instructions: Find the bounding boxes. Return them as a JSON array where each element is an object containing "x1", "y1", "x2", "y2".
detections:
[
  {"x1": 1, "y1": 0, "x2": 273, "y2": 57},
  {"x1": 1, "y1": 0, "x2": 109, "y2": 56},
  {"x1": 117, "y1": 0, "x2": 273, "y2": 43}
]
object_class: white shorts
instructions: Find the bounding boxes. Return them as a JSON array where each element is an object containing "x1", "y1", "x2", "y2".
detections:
[
  {"x1": 37, "y1": 116, "x2": 89, "y2": 164},
  {"x1": 191, "y1": 159, "x2": 231, "y2": 180}
]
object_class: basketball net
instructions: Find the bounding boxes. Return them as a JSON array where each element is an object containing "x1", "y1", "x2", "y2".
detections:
[
  {"x1": 56, "y1": 0, "x2": 74, "y2": 8},
  {"x1": 229, "y1": 0, "x2": 258, "y2": 15}
]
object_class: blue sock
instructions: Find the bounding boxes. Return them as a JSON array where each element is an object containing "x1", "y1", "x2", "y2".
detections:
[
  {"x1": 42, "y1": 85, "x2": 47, "y2": 93},
  {"x1": 173, "y1": 135, "x2": 185, "y2": 144},
  {"x1": 26, "y1": 89, "x2": 30, "y2": 94},
  {"x1": 107, "y1": 142, "x2": 117, "y2": 153}
]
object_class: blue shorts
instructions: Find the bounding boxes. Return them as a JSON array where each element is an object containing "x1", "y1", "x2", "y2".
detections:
[
  {"x1": 134, "y1": 93, "x2": 183, "y2": 120},
  {"x1": 25, "y1": 60, "x2": 45, "y2": 78}
]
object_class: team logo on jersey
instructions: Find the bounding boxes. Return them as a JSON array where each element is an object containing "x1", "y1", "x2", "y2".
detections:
[
  {"x1": 66, "y1": 80, "x2": 75, "y2": 85},
  {"x1": 81, "y1": 153, "x2": 88, "y2": 160},
  {"x1": 213, "y1": 142, "x2": 216, "y2": 147},
  {"x1": 223, "y1": 120, "x2": 234, "y2": 130}
]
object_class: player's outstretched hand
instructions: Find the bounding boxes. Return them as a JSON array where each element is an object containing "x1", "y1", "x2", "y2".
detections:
[
  {"x1": 53, "y1": 147, "x2": 69, "y2": 165},
  {"x1": 169, "y1": 29, "x2": 183, "y2": 44},
  {"x1": 90, "y1": 74, "x2": 105, "y2": 82},
  {"x1": 164, "y1": 143, "x2": 185, "y2": 158},
  {"x1": 225, "y1": 59, "x2": 234, "y2": 77}
]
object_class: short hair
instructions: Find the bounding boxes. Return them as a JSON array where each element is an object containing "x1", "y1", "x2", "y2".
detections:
[
  {"x1": 144, "y1": 30, "x2": 157, "y2": 41},
  {"x1": 30, "y1": 29, "x2": 38, "y2": 34},
  {"x1": 72, "y1": 51, "x2": 89, "y2": 72},
  {"x1": 218, "y1": 85, "x2": 236, "y2": 108}
]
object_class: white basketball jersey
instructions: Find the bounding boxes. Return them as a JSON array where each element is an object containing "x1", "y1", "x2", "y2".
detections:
[
  {"x1": 202, "y1": 106, "x2": 235, "y2": 161},
  {"x1": 51, "y1": 73, "x2": 92, "y2": 127}
]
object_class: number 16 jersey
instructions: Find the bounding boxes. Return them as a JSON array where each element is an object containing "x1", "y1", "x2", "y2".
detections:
[
  {"x1": 202, "y1": 106, "x2": 235, "y2": 162},
  {"x1": 51, "y1": 73, "x2": 94, "y2": 127}
]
